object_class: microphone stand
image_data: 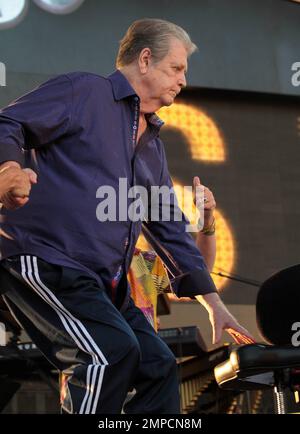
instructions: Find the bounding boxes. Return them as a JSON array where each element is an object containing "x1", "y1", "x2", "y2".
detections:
[{"x1": 211, "y1": 269, "x2": 261, "y2": 287}]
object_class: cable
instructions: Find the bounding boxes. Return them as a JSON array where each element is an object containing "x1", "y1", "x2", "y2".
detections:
[{"x1": 212, "y1": 268, "x2": 261, "y2": 287}]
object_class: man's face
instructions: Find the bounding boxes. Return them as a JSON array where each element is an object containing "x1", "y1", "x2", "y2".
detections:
[{"x1": 144, "y1": 38, "x2": 188, "y2": 109}]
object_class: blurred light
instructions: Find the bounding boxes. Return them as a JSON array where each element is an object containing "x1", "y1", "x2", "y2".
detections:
[
  {"x1": 158, "y1": 103, "x2": 226, "y2": 162},
  {"x1": 33, "y1": 0, "x2": 85, "y2": 14},
  {"x1": 0, "y1": 0, "x2": 28, "y2": 30}
]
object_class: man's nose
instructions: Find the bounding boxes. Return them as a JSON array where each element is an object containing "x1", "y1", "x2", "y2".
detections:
[{"x1": 178, "y1": 73, "x2": 187, "y2": 89}]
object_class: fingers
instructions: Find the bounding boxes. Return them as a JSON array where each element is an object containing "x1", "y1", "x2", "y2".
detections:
[
  {"x1": 227, "y1": 331, "x2": 254, "y2": 345},
  {"x1": 23, "y1": 168, "x2": 38, "y2": 184},
  {"x1": 10, "y1": 168, "x2": 37, "y2": 198},
  {"x1": 211, "y1": 316, "x2": 256, "y2": 346},
  {"x1": 13, "y1": 196, "x2": 29, "y2": 208},
  {"x1": 193, "y1": 177, "x2": 204, "y2": 208},
  {"x1": 208, "y1": 302, "x2": 256, "y2": 347},
  {"x1": 1, "y1": 193, "x2": 29, "y2": 210},
  {"x1": 195, "y1": 188, "x2": 216, "y2": 212},
  {"x1": 203, "y1": 191, "x2": 216, "y2": 212},
  {"x1": 226, "y1": 331, "x2": 242, "y2": 345},
  {"x1": 193, "y1": 176, "x2": 201, "y2": 187},
  {"x1": 11, "y1": 183, "x2": 30, "y2": 198},
  {"x1": 226, "y1": 327, "x2": 256, "y2": 345},
  {"x1": 0, "y1": 166, "x2": 37, "y2": 209},
  {"x1": 213, "y1": 325, "x2": 255, "y2": 346},
  {"x1": 193, "y1": 177, "x2": 216, "y2": 212},
  {"x1": 231, "y1": 324, "x2": 256, "y2": 342}
]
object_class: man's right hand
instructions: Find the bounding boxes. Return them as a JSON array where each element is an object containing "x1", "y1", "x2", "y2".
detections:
[
  {"x1": 0, "y1": 162, "x2": 37, "y2": 210},
  {"x1": 196, "y1": 292, "x2": 256, "y2": 345}
]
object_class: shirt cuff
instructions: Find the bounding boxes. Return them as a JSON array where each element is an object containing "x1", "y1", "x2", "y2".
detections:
[
  {"x1": 169, "y1": 268, "x2": 217, "y2": 298},
  {"x1": 0, "y1": 143, "x2": 24, "y2": 167}
]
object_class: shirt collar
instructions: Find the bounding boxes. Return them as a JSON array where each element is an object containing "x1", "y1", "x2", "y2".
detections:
[
  {"x1": 107, "y1": 69, "x2": 164, "y2": 129},
  {"x1": 107, "y1": 69, "x2": 137, "y2": 101},
  {"x1": 146, "y1": 113, "x2": 164, "y2": 129}
]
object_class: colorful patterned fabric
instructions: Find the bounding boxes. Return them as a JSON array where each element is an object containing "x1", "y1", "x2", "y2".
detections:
[{"x1": 128, "y1": 248, "x2": 170, "y2": 331}]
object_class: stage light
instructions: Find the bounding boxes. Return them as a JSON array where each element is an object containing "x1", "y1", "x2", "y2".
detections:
[
  {"x1": 0, "y1": 0, "x2": 28, "y2": 30},
  {"x1": 33, "y1": 0, "x2": 85, "y2": 15},
  {"x1": 158, "y1": 103, "x2": 226, "y2": 162}
]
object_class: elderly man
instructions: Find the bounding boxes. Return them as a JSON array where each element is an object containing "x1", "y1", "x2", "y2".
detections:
[{"x1": 0, "y1": 19, "x2": 253, "y2": 414}]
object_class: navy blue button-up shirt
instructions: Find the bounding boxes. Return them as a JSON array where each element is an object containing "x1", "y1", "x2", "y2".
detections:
[{"x1": 0, "y1": 70, "x2": 217, "y2": 298}]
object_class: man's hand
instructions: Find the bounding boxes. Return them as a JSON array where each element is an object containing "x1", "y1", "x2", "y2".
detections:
[
  {"x1": 193, "y1": 176, "x2": 216, "y2": 227},
  {"x1": 193, "y1": 176, "x2": 217, "y2": 270},
  {"x1": 0, "y1": 163, "x2": 37, "y2": 210},
  {"x1": 196, "y1": 292, "x2": 255, "y2": 345}
]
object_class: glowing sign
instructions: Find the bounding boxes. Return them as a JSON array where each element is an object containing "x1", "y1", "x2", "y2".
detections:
[{"x1": 158, "y1": 103, "x2": 226, "y2": 162}]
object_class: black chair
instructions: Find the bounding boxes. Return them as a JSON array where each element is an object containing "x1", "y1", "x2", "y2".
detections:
[{"x1": 214, "y1": 265, "x2": 300, "y2": 414}]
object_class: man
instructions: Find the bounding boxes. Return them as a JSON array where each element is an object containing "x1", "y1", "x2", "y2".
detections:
[{"x1": 0, "y1": 19, "x2": 253, "y2": 414}]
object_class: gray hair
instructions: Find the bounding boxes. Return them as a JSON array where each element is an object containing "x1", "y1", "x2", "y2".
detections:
[{"x1": 116, "y1": 18, "x2": 197, "y2": 68}]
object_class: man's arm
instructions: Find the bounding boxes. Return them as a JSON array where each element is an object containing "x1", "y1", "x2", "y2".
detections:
[
  {"x1": 0, "y1": 74, "x2": 73, "y2": 164},
  {"x1": 144, "y1": 142, "x2": 255, "y2": 344},
  {"x1": 0, "y1": 75, "x2": 73, "y2": 208},
  {"x1": 144, "y1": 141, "x2": 217, "y2": 298},
  {"x1": 192, "y1": 178, "x2": 255, "y2": 343},
  {"x1": 195, "y1": 292, "x2": 254, "y2": 345},
  {"x1": 194, "y1": 176, "x2": 216, "y2": 272}
]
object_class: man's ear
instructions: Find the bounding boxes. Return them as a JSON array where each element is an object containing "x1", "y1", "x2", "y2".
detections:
[{"x1": 138, "y1": 48, "x2": 152, "y2": 74}]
